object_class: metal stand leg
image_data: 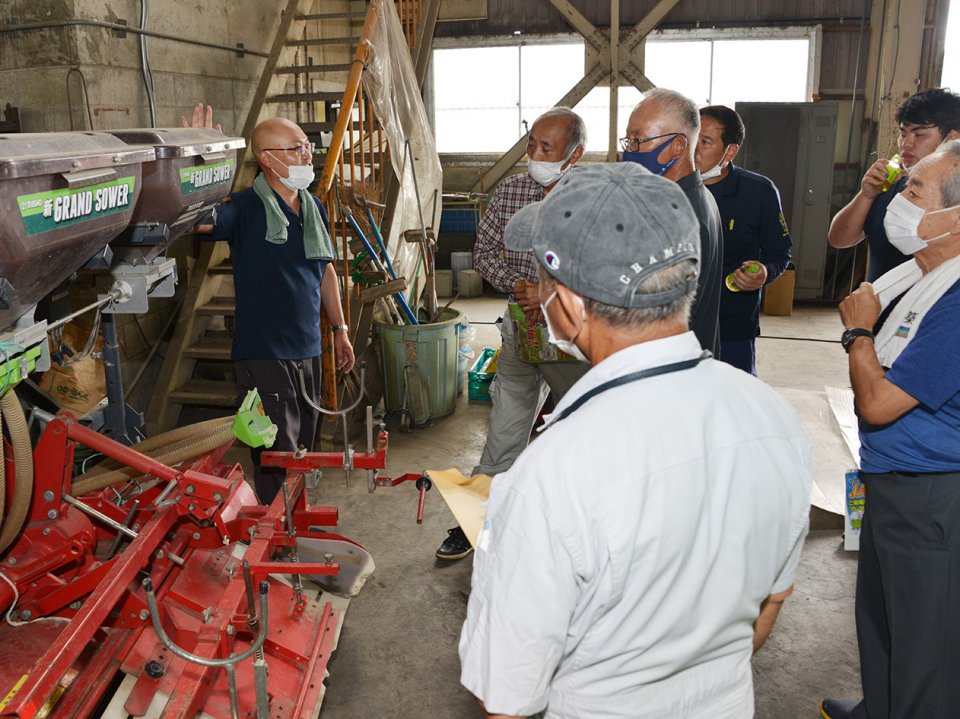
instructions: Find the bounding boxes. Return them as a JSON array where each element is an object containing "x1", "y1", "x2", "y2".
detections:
[{"x1": 101, "y1": 314, "x2": 144, "y2": 445}]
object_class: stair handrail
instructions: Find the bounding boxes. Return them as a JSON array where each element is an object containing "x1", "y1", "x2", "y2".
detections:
[{"x1": 318, "y1": 3, "x2": 379, "y2": 196}]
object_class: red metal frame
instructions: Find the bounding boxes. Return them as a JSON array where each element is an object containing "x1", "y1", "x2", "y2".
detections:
[
  {"x1": 261, "y1": 429, "x2": 390, "y2": 471},
  {"x1": 0, "y1": 413, "x2": 372, "y2": 718}
]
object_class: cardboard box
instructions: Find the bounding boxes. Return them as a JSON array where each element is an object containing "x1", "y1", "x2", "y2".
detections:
[
  {"x1": 507, "y1": 302, "x2": 578, "y2": 363},
  {"x1": 762, "y1": 268, "x2": 796, "y2": 317},
  {"x1": 38, "y1": 323, "x2": 106, "y2": 415}
]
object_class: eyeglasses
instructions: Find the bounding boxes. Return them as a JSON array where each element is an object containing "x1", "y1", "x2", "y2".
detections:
[
  {"x1": 263, "y1": 142, "x2": 316, "y2": 158},
  {"x1": 619, "y1": 133, "x2": 682, "y2": 152}
]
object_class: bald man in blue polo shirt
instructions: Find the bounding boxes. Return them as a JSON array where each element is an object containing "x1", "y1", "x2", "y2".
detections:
[
  {"x1": 190, "y1": 105, "x2": 355, "y2": 504},
  {"x1": 695, "y1": 105, "x2": 792, "y2": 375}
]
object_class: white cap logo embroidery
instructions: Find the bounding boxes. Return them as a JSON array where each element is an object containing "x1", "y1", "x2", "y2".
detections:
[{"x1": 544, "y1": 250, "x2": 560, "y2": 270}]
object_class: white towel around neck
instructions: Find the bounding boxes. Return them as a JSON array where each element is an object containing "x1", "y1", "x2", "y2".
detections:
[{"x1": 873, "y1": 254, "x2": 960, "y2": 368}]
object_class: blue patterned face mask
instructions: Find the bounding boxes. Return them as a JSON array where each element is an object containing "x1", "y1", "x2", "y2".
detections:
[{"x1": 621, "y1": 133, "x2": 683, "y2": 175}]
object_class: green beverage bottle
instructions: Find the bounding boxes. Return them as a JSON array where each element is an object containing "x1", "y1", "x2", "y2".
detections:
[
  {"x1": 725, "y1": 262, "x2": 761, "y2": 292},
  {"x1": 876, "y1": 153, "x2": 904, "y2": 193}
]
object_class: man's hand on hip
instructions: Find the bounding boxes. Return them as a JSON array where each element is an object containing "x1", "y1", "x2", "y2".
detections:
[{"x1": 839, "y1": 282, "x2": 881, "y2": 330}]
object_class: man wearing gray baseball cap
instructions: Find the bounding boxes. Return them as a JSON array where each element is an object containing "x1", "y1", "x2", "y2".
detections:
[{"x1": 458, "y1": 162, "x2": 813, "y2": 719}]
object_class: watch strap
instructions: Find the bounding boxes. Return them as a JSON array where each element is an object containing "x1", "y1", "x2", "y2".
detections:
[
  {"x1": 841, "y1": 327, "x2": 874, "y2": 352},
  {"x1": 331, "y1": 324, "x2": 349, "y2": 332}
]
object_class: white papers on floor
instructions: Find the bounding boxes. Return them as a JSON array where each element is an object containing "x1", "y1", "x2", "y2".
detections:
[
  {"x1": 825, "y1": 386, "x2": 860, "y2": 464},
  {"x1": 427, "y1": 469, "x2": 492, "y2": 548}
]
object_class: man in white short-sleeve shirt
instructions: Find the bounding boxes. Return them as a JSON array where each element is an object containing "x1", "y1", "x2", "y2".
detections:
[{"x1": 458, "y1": 162, "x2": 813, "y2": 719}]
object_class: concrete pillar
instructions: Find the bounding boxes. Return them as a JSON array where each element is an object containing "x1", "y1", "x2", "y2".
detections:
[{"x1": 862, "y1": 0, "x2": 927, "y2": 158}]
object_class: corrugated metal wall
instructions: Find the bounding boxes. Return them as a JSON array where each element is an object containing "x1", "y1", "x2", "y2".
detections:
[
  {"x1": 437, "y1": 0, "x2": 872, "y2": 92},
  {"x1": 438, "y1": 0, "x2": 869, "y2": 34}
]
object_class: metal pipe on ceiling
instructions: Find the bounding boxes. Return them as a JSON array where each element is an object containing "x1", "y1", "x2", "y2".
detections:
[{"x1": 0, "y1": 19, "x2": 269, "y2": 58}]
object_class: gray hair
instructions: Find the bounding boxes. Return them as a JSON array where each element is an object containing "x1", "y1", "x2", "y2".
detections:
[
  {"x1": 534, "y1": 107, "x2": 588, "y2": 159},
  {"x1": 539, "y1": 258, "x2": 698, "y2": 328},
  {"x1": 939, "y1": 139, "x2": 960, "y2": 207},
  {"x1": 644, "y1": 88, "x2": 701, "y2": 138}
]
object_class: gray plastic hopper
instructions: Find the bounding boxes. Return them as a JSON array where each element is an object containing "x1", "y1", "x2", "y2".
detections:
[
  {"x1": 106, "y1": 128, "x2": 245, "y2": 257},
  {"x1": 0, "y1": 132, "x2": 155, "y2": 329}
]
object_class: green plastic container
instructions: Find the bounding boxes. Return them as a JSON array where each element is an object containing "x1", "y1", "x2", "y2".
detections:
[
  {"x1": 376, "y1": 308, "x2": 461, "y2": 419},
  {"x1": 468, "y1": 347, "x2": 496, "y2": 402}
]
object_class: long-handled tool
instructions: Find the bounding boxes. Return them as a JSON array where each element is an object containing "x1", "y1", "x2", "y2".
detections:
[
  {"x1": 342, "y1": 207, "x2": 418, "y2": 325},
  {"x1": 403, "y1": 140, "x2": 438, "y2": 323},
  {"x1": 358, "y1": 197, "x2": 399, "y2": 281}
]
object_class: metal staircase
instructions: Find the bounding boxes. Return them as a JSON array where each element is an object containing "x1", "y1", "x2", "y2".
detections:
[{"x1": 146, "y1": 0, "x2": 427, "y2": 434}]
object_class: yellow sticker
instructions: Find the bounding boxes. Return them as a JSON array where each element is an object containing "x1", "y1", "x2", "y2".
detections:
[
  {"x1": 728, "y1": 219, "x2": 735, "y2": 231},
  {"x1": 0, "y1": 675, "x2": 28, "y2": 711}
]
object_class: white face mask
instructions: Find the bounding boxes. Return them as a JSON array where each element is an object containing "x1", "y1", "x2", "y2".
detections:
[
  {"x1": 527, "y1": 157, "x2": 572, "y2": 187},
  {"x1": 541, "y1": 291, "x2": 589, "y2": 363},
  {"x1": 268, "y1": 152, "x2": 316, "y2": 191},
  {"x1": 884, "y1": 193, "x2": 959, "y2": 255},
  {"x1": 700, "y1": 161, "x2": 725, "y2": 180},
  {"x1": 698, "y1": 144, "x2": 730, "y2": 181}
]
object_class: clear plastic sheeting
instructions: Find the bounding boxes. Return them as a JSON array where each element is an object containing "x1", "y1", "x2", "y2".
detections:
[{"x1": 361, "y1": 0, "x2": 443, "y2": 307}]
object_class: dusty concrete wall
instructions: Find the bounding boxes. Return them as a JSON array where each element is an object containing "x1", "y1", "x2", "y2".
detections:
[{"x1": 0, "y1": 0, "x2": 288, "y2": 134}]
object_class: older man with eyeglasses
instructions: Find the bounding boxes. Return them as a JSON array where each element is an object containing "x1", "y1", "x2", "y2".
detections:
[
  {"x1": 188, "y1": 105, "x2": 355, "y2": 505},
  {"x1": 622, "y1": 88, "x2": 724, "y2": 356}
]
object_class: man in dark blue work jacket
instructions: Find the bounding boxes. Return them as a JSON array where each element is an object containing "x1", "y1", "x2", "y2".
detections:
[{"x1": 695, "y1": 105, "x2": 792, "y2": 375}]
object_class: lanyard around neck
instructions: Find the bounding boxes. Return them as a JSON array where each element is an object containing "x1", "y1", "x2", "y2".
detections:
[{"x1": 550, "y1": 350, "x2": 713, "y2": 425}]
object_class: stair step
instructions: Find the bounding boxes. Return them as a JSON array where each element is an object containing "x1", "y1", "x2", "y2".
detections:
[
  {"x1": 197, "y1": 298, "x2": 236, "y2": 316},
  {"x1": 275, "y1": 64, "x2": 351, "y2": 75},
  {"x1": 270, "y1": 91, "x2": 344, "y2": 104},
  {"x1": 285, "y1": 36, "x2": 358, "y2": 48},
  {"x1": 300, "y1": 121, "x2": 337, "y2": 133},
  {"x1": 169, "y1": 379, "x2": 236, "y2": 407},
  {"x1": 275, "y1": 63, "x2": 353, "y2": 75},
  {"x1": 183, "y1": 338, "x2": 232, "y2": 361},
  {"x1": 313, "y1": 91, "x2": 347, "y2": 103},
  {"x1": 297, "y1": 11, "x2": 366, "y2": 20},
  {"x1": 277, "y1": 62, "x2": 353, "y2": 74}
]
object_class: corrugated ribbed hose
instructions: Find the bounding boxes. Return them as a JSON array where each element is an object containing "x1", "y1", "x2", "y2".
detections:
[
  {"x1": 71, "y1": 418, "x2": 236, "y2": 497},
  {"x1": 77, "y1": 416, "x2": 233, "y2": 483},
  {"x1": 0, "y1": 400, "x2": 5, "y2": 537},
  {"x1": 0, "y1": 391, "x2": 33, "y2": 555}
]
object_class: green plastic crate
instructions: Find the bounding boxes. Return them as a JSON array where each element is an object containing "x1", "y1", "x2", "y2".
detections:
[{"x1": 468, "y1": 347, "x2": 497, "y2": 402}]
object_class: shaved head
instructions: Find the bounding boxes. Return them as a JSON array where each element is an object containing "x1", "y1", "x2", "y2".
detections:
[{"x1": 252, "y1": 117, "x2": 307, "y2": 158}]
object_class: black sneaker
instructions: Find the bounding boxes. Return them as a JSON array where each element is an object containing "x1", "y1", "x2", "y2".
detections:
[
  {"x1": 436, "y1": 526, "x2": 473, "y2": 561},
  {"x1": 820, "y1": 698, "x2": 861, "y2": 719}
]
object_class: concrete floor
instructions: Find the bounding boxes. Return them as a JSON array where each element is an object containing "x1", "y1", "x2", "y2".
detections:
[{"x1": 307, "y1": 294, "x2": 863, "y2": 719}]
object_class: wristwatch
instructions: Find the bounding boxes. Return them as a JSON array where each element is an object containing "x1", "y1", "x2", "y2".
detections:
[
  {"x1": 331, "y1": 324, "x2": 349, "y2": 333},
  {"x1": 841, "y1": 327, "x2": 874, "y2": 353}
]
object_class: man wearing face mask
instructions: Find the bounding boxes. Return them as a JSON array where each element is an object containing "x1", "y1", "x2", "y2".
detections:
[
  {"x1": 623, "y1": 88, "x2": 723, "y2": 357},
  {"x1": 828, "y1": 88, "x2": 960, "y2": 281},
  {"x1": 435, "y1": 107, "x2": 589, "y2": 561},
  {"x1": 695, "y1": 105, "x2": 792, "y2": 375},
  {"x1": 820, "y1": 141, "x2": 960, "y2": 719},
  {"x1": 190, "y1": 107, "x2": 355, "y2": 505},
  {"x1": 459, "y1": 163, "x2": 812, "y2": 719}
]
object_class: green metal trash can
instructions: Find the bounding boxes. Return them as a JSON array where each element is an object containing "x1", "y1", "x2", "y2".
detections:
[{"x1": 376, "y1": 308, "x2": 461, "y2": 419}]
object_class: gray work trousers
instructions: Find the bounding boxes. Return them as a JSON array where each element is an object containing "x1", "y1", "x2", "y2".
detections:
[{"x1": 472, "y1": 314, "x2": 588, "y2": 476}]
